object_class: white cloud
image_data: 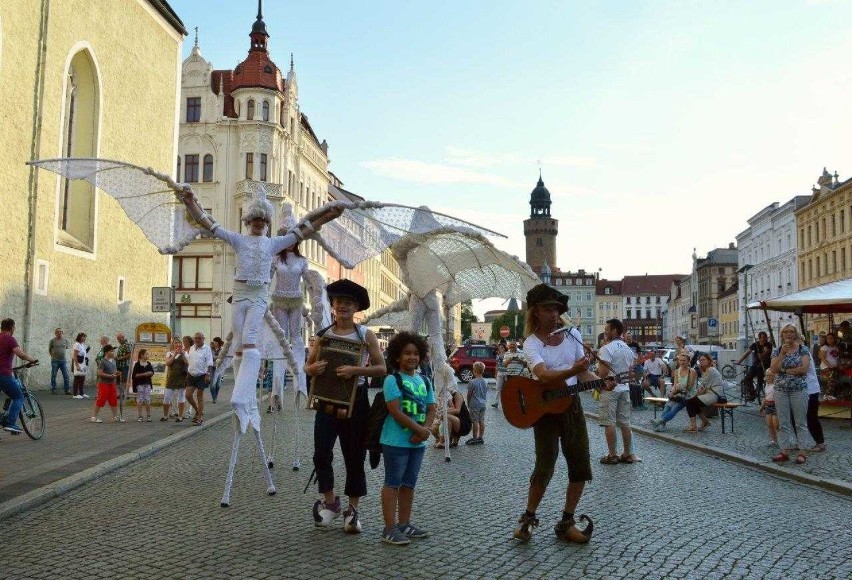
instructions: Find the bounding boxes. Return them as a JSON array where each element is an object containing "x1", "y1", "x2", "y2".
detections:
[{"x1": 359, "y1": 158, "x2": 525, "y2": 188}]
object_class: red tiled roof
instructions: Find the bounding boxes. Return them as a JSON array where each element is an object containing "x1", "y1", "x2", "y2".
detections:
[
  {"x1": 621, "y1": 274, "x2": 688, "y2": 295},
  {"x1": 231, "y1": 49, "x2": 284, "y2": 93},
  {"x1": 596, "y1": 279, "x2": 622, "y2": 295}
]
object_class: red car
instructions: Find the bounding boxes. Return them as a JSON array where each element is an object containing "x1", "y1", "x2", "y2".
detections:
[{"x1": 449, "y1": 344, "x2": 497, "y2": 382}]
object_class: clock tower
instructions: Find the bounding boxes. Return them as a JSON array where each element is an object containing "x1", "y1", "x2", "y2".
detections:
[{"x1": 523, "y1": 174, "x2": 558, "y2": 274}]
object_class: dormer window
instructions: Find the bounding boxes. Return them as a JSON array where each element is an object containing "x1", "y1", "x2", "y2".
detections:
[
  {"x1": 604, "y1": 287, "x2": 612, "y2": 295},
  {"x1": 264, "y1": 65, "x2": 273, "y2": 74}
]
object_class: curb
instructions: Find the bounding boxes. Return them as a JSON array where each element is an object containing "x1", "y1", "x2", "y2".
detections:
[
  {"x1": 0, "y1": 410, "x2": 235, "y2": 522},
  {"x1": 583, "y1": 411, "x2": 852, "y2": 498}
]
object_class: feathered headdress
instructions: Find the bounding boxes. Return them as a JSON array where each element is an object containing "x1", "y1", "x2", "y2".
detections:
[
  {"x1": 242, "y1": 184, "x2": 274, "y2": 225},
  {"x1": 277, "y1": 202, "x2": 299, "y2": 235}
]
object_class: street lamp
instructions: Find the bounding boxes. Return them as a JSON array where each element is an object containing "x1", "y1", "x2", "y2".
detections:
[{"x1": 738, "y1": 264, "x2": 754, "y2": 349}]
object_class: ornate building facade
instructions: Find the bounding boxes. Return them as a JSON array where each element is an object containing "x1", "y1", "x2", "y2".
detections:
[
  {"x1": 0, "y1": 0, "x2": 185, "y2": 385},
  {"x1": 736, "y1": 195, "x2": 809, "y2": 344},
  {"x1": 595, "y1": 279, "x2": 622, "y2": 345},
  {"x1": 174, "y1": 6, "x2": 332, "y2": 339}
]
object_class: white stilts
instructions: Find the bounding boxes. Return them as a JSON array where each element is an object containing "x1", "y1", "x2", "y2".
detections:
[
  {"x1": 254, "y1": 427, "x2": 277, "y2": 495},
  {"x1": 221, "y1": 415, "x2": 242, "y2": 507},
  {"x1": 292, "y1": 390, "x2": 301, "y2": 471}
]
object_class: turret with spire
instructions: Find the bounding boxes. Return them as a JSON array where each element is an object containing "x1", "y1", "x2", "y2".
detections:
[{"x1": 523, "y1": 171, "x2": 559, "y2": 274}]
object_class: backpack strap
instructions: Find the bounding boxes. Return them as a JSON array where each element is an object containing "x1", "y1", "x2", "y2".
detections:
[
  {"x1": 316, "y1": 323, "x2": 365, "y2": 342},
  {"x1": 316, "y1": 324, "x2": 334, "y2": 337}
]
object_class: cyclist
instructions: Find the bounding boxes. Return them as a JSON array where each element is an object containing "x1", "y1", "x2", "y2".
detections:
[
  {"x1": 736, "y1": 331, "x2": 772, "y2": 401},
  {"x1": 0, "y1": 318, "x2": 38, "y2": 434}
]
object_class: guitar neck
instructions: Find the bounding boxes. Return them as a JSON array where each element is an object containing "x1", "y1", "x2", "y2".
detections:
[{"x1": 542, "y1": 378, "x2": 605, "y2": 403}]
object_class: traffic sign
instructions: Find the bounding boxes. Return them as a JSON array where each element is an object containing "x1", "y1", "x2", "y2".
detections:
[
  {"x1": 151, "y1": 287, "x2": 174, "y2": 313},
  {"x1": 707, "y1": 317, "x2": 718, "y2": 337},
  {"x1": 500, "y1": 326, "x2": 510, "y2": 338}
]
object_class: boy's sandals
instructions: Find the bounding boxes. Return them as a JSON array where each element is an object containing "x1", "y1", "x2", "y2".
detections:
[
  {"x1": 599, "y1": 454, "x2": 619, "y2": 465},
  {"x1": 193, "y1": 417, "x2": 204, "y2": 426},
  {"x1": 618, "y1": 454, "x2": 636, "y2": 464},
  {"x1": 795, "y1": 453, "x2": 807, "y2": 464},
  {"x1": 772, "y1": 452, "x2": 789, "y2": 463}
]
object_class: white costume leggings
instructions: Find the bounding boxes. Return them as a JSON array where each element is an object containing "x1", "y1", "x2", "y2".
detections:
[
  {"x1": 271, "y1": 304, "x2": 303, "y2": 343},
  {"x1": 232, "y1": 299, "x2": 267, "y2": 347}
]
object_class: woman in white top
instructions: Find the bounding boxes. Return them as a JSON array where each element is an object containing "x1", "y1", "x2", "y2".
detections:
[
  {"x1": 683, "y1": 353, "x2": 724, "y2": 432},
  {"x1": 71, "y1": 333, "x2": 89, "y2": 399}
]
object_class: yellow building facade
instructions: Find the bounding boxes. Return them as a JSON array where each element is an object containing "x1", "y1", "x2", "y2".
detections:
[
  {"x1": 0, "y1": 1, "x2": 185, "y2": 384},
  {"x1": 719, "y1": 284, "x2": 739, "y2": 350},
  {"x1": 795, "y1": 169, "x2": 852, "y2": 332}
]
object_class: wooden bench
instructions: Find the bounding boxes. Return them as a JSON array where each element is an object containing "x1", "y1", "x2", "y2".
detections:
[
  {"x1": 712, "y1": 402, "x2": 741, "y2": 434},
  {"x1": 644, "y1": 397, "x2": 669, "y2": 420},
  {"x1": 644, "y1": 397, "x2": 741, "y2": 434}
]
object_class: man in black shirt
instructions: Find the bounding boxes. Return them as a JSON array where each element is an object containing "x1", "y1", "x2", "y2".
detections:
[{"x1": 736, "y1": 331, "x2": 772, "y2": 401}]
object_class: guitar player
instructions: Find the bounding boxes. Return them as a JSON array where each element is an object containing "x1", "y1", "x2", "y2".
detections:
[{"x1": 513, "y1": 284, "x2": 598, "y2": 545}]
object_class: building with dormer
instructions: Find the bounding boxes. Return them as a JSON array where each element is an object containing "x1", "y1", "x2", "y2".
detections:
[
  {"x1": 174, "y1": 4, "x2": 332, "y2": 340},
  {"x1": 795, "y1": 168, "x2": 852, "y2": 333}
]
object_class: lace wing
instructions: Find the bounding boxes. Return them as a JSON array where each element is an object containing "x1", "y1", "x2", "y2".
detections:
[
  {"x1": 29, "y1": 157, "x2": 202, "y2": 254},
  {"x1": 305, "y1": 199, "x2": 504, "y2": 269}
]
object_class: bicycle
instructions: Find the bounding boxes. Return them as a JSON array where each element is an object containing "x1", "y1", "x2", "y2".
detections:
[
  {"x1": 734, "y1": 362, "x2": 763, "y2": 406},
  {"x1": 1, "y1": 361, "x2": 46, "y2": 440}
]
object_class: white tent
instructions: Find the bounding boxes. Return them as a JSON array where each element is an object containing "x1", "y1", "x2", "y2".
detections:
[{"x1": 747, "y1": 278, "x2": 852, "y2": 314}]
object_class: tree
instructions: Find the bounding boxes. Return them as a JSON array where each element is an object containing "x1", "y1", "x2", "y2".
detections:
[
  {"x1": 490, "y1": 311, "x2": 525, "y2": 342},
  {"x1": 460, "y1": 300, "x2": 477, "y2": 339}
]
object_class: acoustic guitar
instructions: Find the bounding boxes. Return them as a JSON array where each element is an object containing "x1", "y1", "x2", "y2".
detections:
[{"x1": 501, "y1": 375, "x2": 606, "y2": 429}]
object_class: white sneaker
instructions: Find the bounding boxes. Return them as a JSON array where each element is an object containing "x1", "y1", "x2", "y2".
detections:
[
  {"x1": 343, "y1": 506, "x2": 362, "y2": 534},
  {"x1": 115, "y1": 417, "x2": 126, "y2": 423},
  {"x1": 72, "y1": 395, "x2": 83, "y2": 400},
  {"x1": 90, "y1": 417, "x2": 103, "y2": 423},
  {"x1": 82, "y1": 394, "x2": 90, "y2": 399},
  {"x1": 312, "y1": 497, "x2": 342, "y2": 529}
]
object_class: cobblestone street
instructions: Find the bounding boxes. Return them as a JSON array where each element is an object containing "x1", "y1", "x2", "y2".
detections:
[{"x1": 1, "y1": 388, "x2": 850, "y2": 579}]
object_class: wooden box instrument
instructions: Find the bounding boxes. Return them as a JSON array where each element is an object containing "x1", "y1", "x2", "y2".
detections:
[{"x1": 308, "y1": 334, "x2": 365, "y2": 418}]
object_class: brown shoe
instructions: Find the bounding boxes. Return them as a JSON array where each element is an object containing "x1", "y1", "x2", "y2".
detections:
[{"x1": 554, "y1": 515, "x2": 594, "y2": 544}]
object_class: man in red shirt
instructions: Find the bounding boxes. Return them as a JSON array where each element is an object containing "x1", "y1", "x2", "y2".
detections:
[{"x1": 0, "y1": 318, "x2": 38, "y2": 434}]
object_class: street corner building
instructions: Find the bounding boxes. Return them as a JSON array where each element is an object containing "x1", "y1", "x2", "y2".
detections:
[{"x1": 0, "y1": 1, "x2": 186, "y2": 385}]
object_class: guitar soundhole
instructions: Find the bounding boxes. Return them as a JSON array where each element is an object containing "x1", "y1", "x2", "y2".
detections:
[{"x1": 518, "y1": 390, "x2": 527, "y2": 414}]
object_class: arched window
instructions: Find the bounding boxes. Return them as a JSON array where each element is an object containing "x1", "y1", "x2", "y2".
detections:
[
  {"x1": 247, "y1": 99, "x2": 255, "y2": 120},
  {"x1": 58, "y1": 49, "x2": 99, "y2": 251},
  {"x1": 262, "y1": 100, "x2": 269, "y2": 122},
  {"x1": 203, "y1": 154, "x2": 214, "y2": 182}
]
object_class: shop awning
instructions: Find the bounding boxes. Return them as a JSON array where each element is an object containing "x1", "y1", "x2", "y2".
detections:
[{"x1": 747, "y1": 279, "x2": 852, "y2": 314}]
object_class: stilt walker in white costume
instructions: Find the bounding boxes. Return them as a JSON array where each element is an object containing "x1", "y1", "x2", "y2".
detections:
[
  {"x1": 267, "y1": 204, "x2": 331, "y2": 471},
  {"x1": 178, "y1": 187, "x2": 341, "y2": 507}
]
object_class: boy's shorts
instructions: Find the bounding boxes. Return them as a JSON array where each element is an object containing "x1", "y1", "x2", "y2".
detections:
[
  {"x1": 382, "y1": 444, "x2": 426, "y2": 489},
  {"x1": 95, "y1": 383, "x2": 118, "y2": 408},
  {"x1": 469, "y1": 406, "x2": 486, "y2": 423}
]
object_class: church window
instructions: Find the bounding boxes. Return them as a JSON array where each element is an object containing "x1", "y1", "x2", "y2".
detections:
[
  {"x1": 247, "y1": 99, "x2": 255, "y2": 120},
  {"x1": 186, "y1": 97, "x2": 201, "y2": 122},
  {"x1": 259, "y1": 153, "x2": 268, "y2": 182},
  {"x1": 203, "y1": 154, "x2": 214, "y2": 182},
  {"x1": 184, "y1": 154, "x2": 199, "y2": 182},
  {"x1": 262, "y1": 100, "x2": 270, "y2": 122},
  {"x1": 57, "y1": 49, "x2": 99, "y2": 252}
]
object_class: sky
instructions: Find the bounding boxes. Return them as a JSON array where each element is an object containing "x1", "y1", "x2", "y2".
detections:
[{"x1": 170, "y1": 0, "x2": 852, "y2": 319}]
